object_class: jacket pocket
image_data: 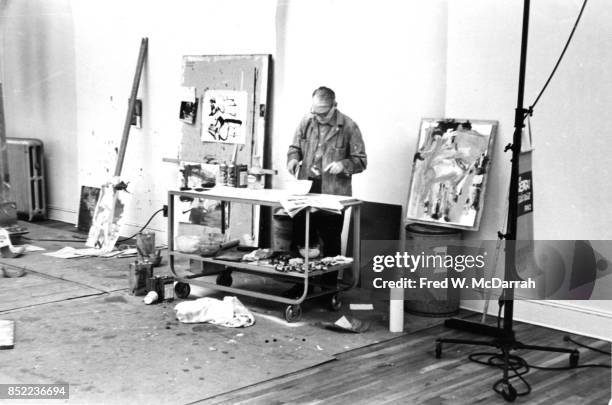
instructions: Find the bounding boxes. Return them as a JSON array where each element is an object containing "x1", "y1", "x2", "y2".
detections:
[
  {"x1": 334, "y1": 131, "x2": 346, "y2": 148},
  {"x1": 332, "y1": 146, "x2": 346, "y2": 161}
]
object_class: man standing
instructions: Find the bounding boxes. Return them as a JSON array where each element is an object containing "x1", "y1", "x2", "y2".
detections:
[{"x1": 287, "y1": 86, "x2": 367, "y2": 288}]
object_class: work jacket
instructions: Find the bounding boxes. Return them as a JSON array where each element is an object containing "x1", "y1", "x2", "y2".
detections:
[{"x1": 287, "y1": 110, "x2": 367, "y2": 196}]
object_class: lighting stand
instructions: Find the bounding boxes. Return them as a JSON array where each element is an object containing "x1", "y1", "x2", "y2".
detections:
[{"x1": 434, "y1": 0, "x2": 579, "y2": 401}]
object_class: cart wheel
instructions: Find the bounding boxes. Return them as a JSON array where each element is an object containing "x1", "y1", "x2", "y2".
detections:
[
  {"x1": 569, "y1": 351, "x2": 579, "y2": 368},
  {"x1": 174, "y1": 282, "x2": 191, "y2": 299},
  {"x1": 435, "y1": 341, "x2": 442, "y2": 359},
  {"x1": 285, "y1": 305, "x2": 302, "y2": 323},
  {"x1": 216, "y1": 272, "x2": 233, "y2": 287},
  {"x1": 330, "y1": 293, "x2": 342, "y2": 311}
]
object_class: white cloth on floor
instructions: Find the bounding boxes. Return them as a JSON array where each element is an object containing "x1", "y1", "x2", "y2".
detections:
[{"x1": 174, "y1": 296, "x2": 255, "y2": 327}]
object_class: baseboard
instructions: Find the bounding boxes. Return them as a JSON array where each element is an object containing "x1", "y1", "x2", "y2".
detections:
[
  {"x1": 461, "y1": 299, "x2": 612, "y2": 342},
  {"x1": 47, "y1": 205, "x2": 77, "y2": 224},
  {"x1": 47, "y1": 206, "x2": 169, "y2": 244}
]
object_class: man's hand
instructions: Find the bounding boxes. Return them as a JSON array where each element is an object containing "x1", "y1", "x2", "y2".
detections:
[
  {"x1": 324, "y1": 161, "x2": 344, "y2": 175},
  {"x1": 287, "y1": 159, "x2": 300, "y2": 175}
]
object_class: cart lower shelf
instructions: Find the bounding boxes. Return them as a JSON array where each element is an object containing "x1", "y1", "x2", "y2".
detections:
[{"x1": 169, "y1": 254, "x2": 351, "y2": 322}]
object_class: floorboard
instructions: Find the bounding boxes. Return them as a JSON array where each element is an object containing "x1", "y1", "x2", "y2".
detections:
[{"x1": 200, "y1": 322, "x2": 611, "y2": 405}]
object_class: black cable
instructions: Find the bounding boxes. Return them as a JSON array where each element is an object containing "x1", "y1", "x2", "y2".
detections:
[
  {"x1": 530, "y1": 363, "x2": 610, "y2": 371},
  {"x1": 116, "y1": 208, "x2": 164, "y2": 243},
  {"x1": 564, "y1": 335, "x2": 611, "y2": 356},
  {"x1": 469, "y1": 352, "x2": 532, "y2": 397},
  {"x1": 529, "y1": 0, "x2": 588, "y2": 111},
  {"x1": 466, "y1": 331, "x2": 611, "y2": 398},
  {"x1": 22, "y1": 236, "x2": 86, "y2": 243}
]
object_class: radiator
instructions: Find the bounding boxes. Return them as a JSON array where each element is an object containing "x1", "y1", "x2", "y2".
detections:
[{"x1": 6, "y1": 138, "x2": 46, "y2": 220}]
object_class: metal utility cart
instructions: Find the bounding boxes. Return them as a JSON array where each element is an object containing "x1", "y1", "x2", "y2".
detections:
[{"x1": 168, "y1": 187, "x2": 362, "y2": 322}]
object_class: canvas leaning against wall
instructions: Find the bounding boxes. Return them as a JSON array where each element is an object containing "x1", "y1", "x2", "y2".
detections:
[{"x1": 406, "y1": 118, "x2": 498, "y2": 231}]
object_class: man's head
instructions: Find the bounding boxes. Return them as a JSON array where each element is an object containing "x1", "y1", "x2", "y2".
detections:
[{"x1": 311, "y1": 86, "x2": 337, "y2": 124}]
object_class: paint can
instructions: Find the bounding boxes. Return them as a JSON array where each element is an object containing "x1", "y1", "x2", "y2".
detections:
[
  {"x1": 146, "y1": 275, "x2": 174, "y2": 301},
  {"x1": 227, "y1": 163, "x2": 236, "y2": 187},
  {"x1": 146, "y1": 275, "x2": 165, "y2": 301},
  {"x1": 163, "y1": 276, "x2": 175, "y2": 301},
  {"x1": 219, "y1": 162, "x2": 228, "y2": 186},
  {"x1": 236, "y1": 164, "x2": 248, "y2": 188},
  {"x1": 136, "y1": 231, "x2": 156, "y2": 261},
  {"x1": 128, "y1": 261, "x2": 153, "y2": 296}
]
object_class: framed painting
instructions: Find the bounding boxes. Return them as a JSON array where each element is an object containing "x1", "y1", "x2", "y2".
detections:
[{"x1": 406, "y1": 118, "x2": 498, "y2": 231}]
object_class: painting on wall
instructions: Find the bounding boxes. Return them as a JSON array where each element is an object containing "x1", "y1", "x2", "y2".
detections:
[
  {"x1": 406, "y1": 118, "x2": 498, "y2": 231},
  {"x1": 179, "y1": 86, "x2": 198, "y2": 125},
  {"x1": 201, "y1": 90, "x2": 248, "y2": 144}
]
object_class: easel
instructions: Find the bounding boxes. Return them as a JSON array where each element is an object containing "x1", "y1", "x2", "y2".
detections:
[
  {"x1": 86, "y1": 38, "x2": 148, "y2": 250},
  {"x1": 115, "y1": 38, "x2": 148, "y2": 178},
  {"x1": 434, "y1": 1, "x2": 579, "y2": 402}
]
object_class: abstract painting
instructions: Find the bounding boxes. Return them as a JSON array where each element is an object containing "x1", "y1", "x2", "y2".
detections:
[
  {"x1": 77, "y1": 185, "x2": 101, "y2": 232},
  {"x1": 86, "y1": 181, "x2": 129, "y2": 252},
  {"x1": 201, "y1": 90, "x2": 247, "y2": 144},
  {"x1": 406, "y1": 118, "x2": 497, "y2": 231}
]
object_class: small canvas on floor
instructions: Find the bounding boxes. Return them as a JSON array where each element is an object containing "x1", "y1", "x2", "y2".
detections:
[
  {"x1": 0, "y1": 320, "x2": 15, "y2": 349},
  {"x1": 85, "y1": 181, "x2": 130, "y2": 252}
]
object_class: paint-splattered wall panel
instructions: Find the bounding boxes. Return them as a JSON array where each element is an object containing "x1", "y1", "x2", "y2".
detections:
[{"x1": 180, "y1": 55, "x2": 271, "y2": 241}]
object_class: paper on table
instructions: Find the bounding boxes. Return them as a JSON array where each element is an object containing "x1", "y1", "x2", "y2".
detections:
[{"x1": 280, "y1": 195, "x2": 344, "y2": 218}]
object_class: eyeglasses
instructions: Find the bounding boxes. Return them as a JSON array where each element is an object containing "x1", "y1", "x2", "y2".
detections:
[{"x1": 311, "y1": 106, "x2": 333, "y2": 117}]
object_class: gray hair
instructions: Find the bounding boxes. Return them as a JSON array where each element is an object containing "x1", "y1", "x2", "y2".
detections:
[{"x1": 312, "y1": 86, "x2": 336, "y2": 104}]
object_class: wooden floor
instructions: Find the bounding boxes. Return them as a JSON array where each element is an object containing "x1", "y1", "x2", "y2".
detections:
[{"x1": 200, "y1": 320, "x2": 611, "y2": 405}]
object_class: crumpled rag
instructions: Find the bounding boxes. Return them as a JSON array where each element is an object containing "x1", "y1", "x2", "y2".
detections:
[{"x1": 174, "y1": 296, "x2": 255, "y2": 327}]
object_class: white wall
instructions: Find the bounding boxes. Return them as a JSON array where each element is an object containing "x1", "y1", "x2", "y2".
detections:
[
  {"x1": 273, "y1": 0, "x2": 448, "y2": 206},
  {"x1": 2, "y1": 0, "x2": 446, "y2": 233},
  {"x1": 2, "y1": 0, "x2": 276, "y2": 235},
  {"x1": 1, "y1": 0, "x2": 78, "y2": 222},
  {"x1": 446, "y1": 0, "x2": 612, "y2": 340},
  {"x1": 70, "y1": 0, "x2": 277, "y2": 238}
]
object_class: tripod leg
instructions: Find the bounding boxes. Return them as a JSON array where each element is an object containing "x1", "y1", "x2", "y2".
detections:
[
  {"x1": 516, "y1": 342, "x2": 580, "y2": 367},
  {"x1": 516, "y1": 342, "x2": 576, "y2": 354}
]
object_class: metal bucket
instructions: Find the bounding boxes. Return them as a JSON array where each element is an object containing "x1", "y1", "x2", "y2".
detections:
[
  {"x1": 404, "y1": 223, "x2": 462, "y2": 317},
  {"x1": 272, "y1": 208, "x2": 293, "y2": 252}
]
